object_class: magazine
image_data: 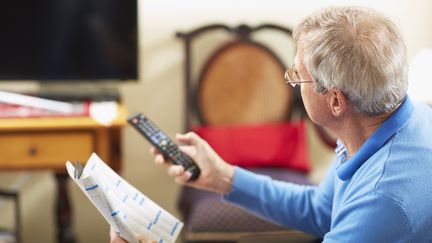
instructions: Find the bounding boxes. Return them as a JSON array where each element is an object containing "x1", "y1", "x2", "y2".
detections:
[{"x1": 66, "y1": 153, "x2": 183, "y2": 243}]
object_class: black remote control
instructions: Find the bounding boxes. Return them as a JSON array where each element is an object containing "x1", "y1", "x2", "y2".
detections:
[{"x1": 127, "y1": 113, "x2": 201, "y2": 181}]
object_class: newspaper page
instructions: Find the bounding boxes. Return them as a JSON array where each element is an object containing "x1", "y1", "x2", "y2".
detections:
[{"x1": 66, "y1": 153, "x2": 183, "y2": 243}]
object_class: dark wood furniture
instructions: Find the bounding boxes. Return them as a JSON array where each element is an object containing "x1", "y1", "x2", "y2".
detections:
[
  {"x1": 0, "y1": 188, "x2": 20, "y2": 242},
  {"x1": 175, "y1": 23, "x2": 316, "y2": 242}
]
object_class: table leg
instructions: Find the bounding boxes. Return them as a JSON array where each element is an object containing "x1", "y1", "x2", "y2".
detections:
[{"x1": 55, "y1": 173, "x2": 76, "y2": 243}]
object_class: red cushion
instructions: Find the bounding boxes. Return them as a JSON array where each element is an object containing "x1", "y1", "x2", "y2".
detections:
[{"x1": 192, "y1": 121, "x2": 310, "y2": 172}]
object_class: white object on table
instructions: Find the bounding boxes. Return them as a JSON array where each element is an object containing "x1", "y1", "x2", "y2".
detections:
[
  {"x1": 0, "y1": 90, "x2": 75, "y2": 113},
  {"x1": 89, "y1": 101, "x2": 118, "y2": 126}
]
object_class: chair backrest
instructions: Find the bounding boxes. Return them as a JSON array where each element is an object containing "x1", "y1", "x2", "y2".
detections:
[
  {"x1": 174, "y1": 24, "x2": 335, "y2": 243},
  {"x1": 176, "y1": 24, "x2": 301, "y2": 130}
]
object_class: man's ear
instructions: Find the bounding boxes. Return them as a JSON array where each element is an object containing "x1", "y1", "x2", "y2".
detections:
[{"x1": 329, "y1": 89, "x2": 346, "y2": 117}]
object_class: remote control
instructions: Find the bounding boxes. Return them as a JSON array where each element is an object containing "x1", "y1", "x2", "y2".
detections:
[{"x1": 127, "y1": 113, "x2": 201, "y2": 181}]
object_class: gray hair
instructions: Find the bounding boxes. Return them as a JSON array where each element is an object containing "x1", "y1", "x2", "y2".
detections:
[{"x1": 293, "y1": 6, "x2": 408, "y2": 115}]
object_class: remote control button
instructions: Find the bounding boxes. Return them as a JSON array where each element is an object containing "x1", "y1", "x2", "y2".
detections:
[{"x1": 160, "y1": 139, "x2": 168, "y2": 146}]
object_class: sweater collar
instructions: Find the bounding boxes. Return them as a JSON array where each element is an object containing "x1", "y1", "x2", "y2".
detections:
[{"x1": 336, "y1": 96, "x2": 414, "y2": 181}]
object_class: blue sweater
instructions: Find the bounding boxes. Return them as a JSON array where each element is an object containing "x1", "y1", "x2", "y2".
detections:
[{"x1": 225, "y1": 97, "x2": 432, "y2": 242}]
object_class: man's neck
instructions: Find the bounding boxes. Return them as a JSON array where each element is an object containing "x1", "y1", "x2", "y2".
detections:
[{"x1": 330, "y1": 109, "x2": 397, "y2": 157}]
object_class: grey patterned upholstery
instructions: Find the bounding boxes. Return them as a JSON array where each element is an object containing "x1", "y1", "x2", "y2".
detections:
[{"x1": 178, "y1": 168, "x2": 311, "y2": 242}]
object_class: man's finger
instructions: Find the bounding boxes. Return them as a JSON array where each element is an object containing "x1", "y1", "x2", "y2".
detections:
[
  {"x1": 137, "y1": 234, "x2": 157, "y2": 243},
  {"x1": 176, "y1": 132, "x2": 200, "y2": 145},
  {"x1": 109, "y1": 227, "x2": 126, "y2": 243},
  {"x1": 167, "y1": 165, "x2": 185, "y2": 177},
  {"x1": 174, "y1": 171, "x2": 192, "y2": 185},
  {"x1": 154, "y1": 154, "x2": 166, "y2": 165},
  {"x1": 178, "y1": 145, "x2": 196, "y2": 159},
  {"x1": 149, "y1": 146, "x2": 160, "y2": 155}
]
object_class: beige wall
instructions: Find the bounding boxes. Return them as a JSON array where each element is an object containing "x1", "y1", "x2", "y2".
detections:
[{"x1": 1, "y1": 0, "x2": 431, "y2": 242}]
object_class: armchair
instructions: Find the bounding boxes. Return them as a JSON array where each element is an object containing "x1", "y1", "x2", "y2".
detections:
[{"x1": 175, "y1": 23, "x2": 331, "y2": 242}]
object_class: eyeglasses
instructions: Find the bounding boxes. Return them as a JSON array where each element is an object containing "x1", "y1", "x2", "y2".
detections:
[{"x1": 284, "y1": 65, "x2": 314, "y2": 87}]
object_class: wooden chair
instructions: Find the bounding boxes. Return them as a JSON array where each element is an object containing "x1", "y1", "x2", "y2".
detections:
[
  {"x1": 0, "y1": 183, "x2": 23, "y2": 243},
  {"x1": 175, "y1": 23, "x2": 325, "y2": 242},
  {"x1": 0, "y1": 191, "x2": 20, "y2": 243}
]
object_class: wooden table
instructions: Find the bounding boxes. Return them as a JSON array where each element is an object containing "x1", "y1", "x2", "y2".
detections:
[{"x1": 0, "y1": 104, "x2": 128, "y2": 243}]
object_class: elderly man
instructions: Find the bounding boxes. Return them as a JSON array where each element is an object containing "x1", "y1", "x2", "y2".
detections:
[{"x1": 112, "y1": 6, "x2": 432, "y2": 242}]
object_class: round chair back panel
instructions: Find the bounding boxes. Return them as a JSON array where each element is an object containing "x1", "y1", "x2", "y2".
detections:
[{"x1": 198, "y1": 42, "x2": 293, "y2": 125}]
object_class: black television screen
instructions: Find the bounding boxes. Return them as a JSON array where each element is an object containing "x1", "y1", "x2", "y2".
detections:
[{"x1": 0, "y1": 0, "x2": 138, "y2": 81}]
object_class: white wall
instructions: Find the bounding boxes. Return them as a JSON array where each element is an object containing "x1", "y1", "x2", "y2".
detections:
[
  {"x1": 120, "y1": 1, "x2": 432, "y2": 241},
  {"x1": 3, "y1": 1, "x2": 431, "y2": 242},
  {"x1": 124, "y1": 0, "x2": 432, "y2": 159}
]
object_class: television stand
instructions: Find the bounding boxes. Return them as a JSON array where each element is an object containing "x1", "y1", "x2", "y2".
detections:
[{"x1": 38, "y1": 82, "x2": 121, "y2": 102}]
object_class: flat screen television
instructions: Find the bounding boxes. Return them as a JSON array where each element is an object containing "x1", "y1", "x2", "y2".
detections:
[{"x1": 0, "y1": 0, "x2": 138, "y2": 81}]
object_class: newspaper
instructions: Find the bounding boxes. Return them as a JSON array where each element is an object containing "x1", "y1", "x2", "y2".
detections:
[{"x1": 66, "y1": 153, "x2": 183, "y2": 243}]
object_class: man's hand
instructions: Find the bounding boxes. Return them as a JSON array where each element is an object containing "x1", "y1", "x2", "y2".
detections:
[
  {"x1": 151, "y1": 132, "x2": 235, "y2": 195},
  {"x1": 109, "y1": 227, "x2": 156, "y2": 243},
  {"x1": 110, "y1": 228, "x2": 127, "y2": 243}
]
